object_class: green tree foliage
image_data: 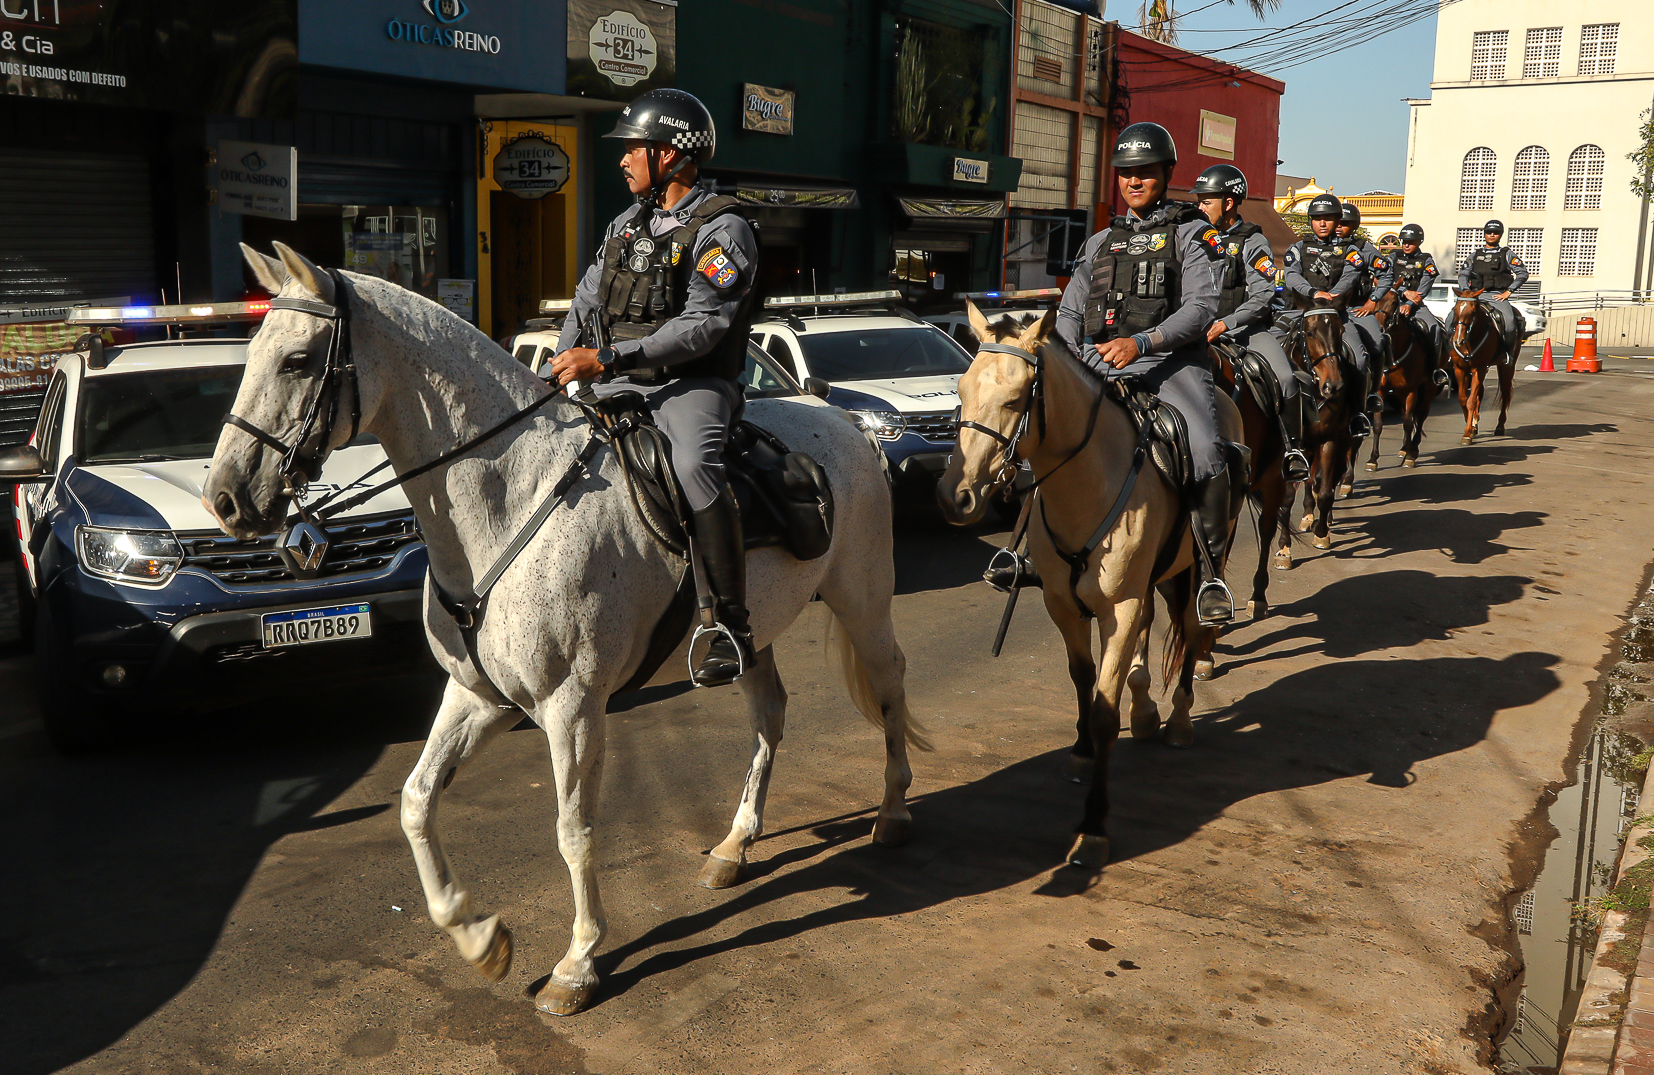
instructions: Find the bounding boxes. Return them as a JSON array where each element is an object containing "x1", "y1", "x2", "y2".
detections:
[{"x1": 1630, "y1": 107, "x2": 1654, "y2": 201}]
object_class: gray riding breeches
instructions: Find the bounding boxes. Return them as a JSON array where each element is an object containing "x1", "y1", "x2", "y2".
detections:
[
  {"x1": 1102, "y1": 354, "x2": 1224, "y2": 483},
  {"x1": 593, "y1": 376, "x2": 744, "y2": 512},
  {"x1": 1347, "y1": 314, "x2": 1382, "y2": 373},
  {"x1": 1481, "y1": 297, "x2": 1521, "y2": 342}
]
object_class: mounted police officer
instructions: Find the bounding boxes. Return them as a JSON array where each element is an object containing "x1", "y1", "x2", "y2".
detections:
[
  {"x1": 1055, "y1": 122, "x2": 1239, "y2": 626},
  {"x1": 1391, "y1": 223, "x2": 1450, "y2": 387},
  {"x1": 1457, "y1": 219, "x2": 1529, "y2": 364},
  {"x1": 1280, "y1": 192, "x2": 1378, "y2": 435},
  {"x1": 1335, "y1": 201, "x2": 1393, "y2": 414},
  {"x1": 550, "y1": 88, "x2": 761, "y2": 687},
  {"x1": 1191, "y1": 163, "x2": 1312, "y2": 484}
]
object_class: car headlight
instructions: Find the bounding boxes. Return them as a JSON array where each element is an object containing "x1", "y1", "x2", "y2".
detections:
[
  {"x1": 76, "y1": 526, "x2": 183, "y2": 586},
  {"x1": 848, "y1": 410, "x2": 906, "y2": 441}
]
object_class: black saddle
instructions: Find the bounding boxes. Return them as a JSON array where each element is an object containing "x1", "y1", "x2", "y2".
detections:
[
  {"x1": 1215, "y1": 338, "x2": 1284, "y2": 422},
  {"x1": 1111, "y1": 379, "x2": 1193, "y2": 492}
]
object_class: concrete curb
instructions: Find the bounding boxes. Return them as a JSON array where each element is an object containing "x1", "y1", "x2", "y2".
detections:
[{"x1": 1559, "y1": 762, "x2": 1654, "y2": 1074}]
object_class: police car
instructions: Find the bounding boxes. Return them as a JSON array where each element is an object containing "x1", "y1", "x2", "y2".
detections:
[
  {"x1": 751, "y1": 291, "x2": 971, "y2": 486},
  {"x1": 0, "y1": 301, "x2": 433, "y2": 753},
  {"x1": 923, "y1": 288, "x2": 1063, "y2": 353}
]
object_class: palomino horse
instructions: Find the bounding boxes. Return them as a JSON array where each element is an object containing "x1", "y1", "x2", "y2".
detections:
[
  {"x1": 205, "y1": 244, "x2": 923, "y2": 1016},
  {"x1": 1447, "y1": 289, "x2": 1514, "y2": 444},
  {"x1": 1280, "y1": 298, "x2": 1360, "y2": 553},
  {"x1": 1364, "y1": 285, "x2": 1441, "y2": 471},
  {"x1": 937, "y1": 303, "x2": 1242, "y2": 868}
]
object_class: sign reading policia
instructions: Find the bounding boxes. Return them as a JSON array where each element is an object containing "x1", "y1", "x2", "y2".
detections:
[{"x1": 567, "y1": 0, "x2": 675, "y2": 99}]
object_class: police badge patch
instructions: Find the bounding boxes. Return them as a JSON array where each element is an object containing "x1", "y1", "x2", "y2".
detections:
[
  {"x1": 629, "y1": 255, "x2": 650, "y2": 272},
  {"x1": 1346, "y1": 249, "x2": 1364, "y2": 266},
  {"x1": 1127, "y1": 234, "x2": 1150, "y2": 254},
  {"x1": 1149, "y1": 233, "x2": 1168, "y2": 252},
  {"x1": 696, "y1": 246, "x2": 739, "y2": 290},
  {"x1": 1251, "y1": 254, "x2": 1276, "y2": 277},
  {"x1": 1198, "y1": 227, "x2": 1223, "y2": 253},
  {"x1": 1227, "y1": 242, "x2": 1241, "y2": 256},
  {"x1": 631, "y1": 236, "x2": 656, "y2": 257}
]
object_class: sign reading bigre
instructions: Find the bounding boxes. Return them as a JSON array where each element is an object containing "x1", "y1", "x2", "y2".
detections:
[
  {"x1": 217, "y1": 140, "x2": 298, "y2": 221},
  {"x1": 951, "y1": 157, "x2": 990, "y2": 185}
]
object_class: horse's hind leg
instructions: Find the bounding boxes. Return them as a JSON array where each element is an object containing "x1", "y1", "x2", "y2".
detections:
[
  {"x1": 822, "y1": 596, "x2": 920, "y2": 848},
  {"x1": 1127, "y1": 597, "x2": 1159, "y2": 739},
  {"x1": 1365, "y1": 394, "x2": 1384, "y2": 472},
  {"x1": 1495, "y1": 357, "x2": 1514, "y2": 436},
  {"x1": 1048, "y1": 591, "x2": 1101, "y2": 781},
  {"x1": 700, "y1": 645, "x2": 787, "y2": 889},
  {"x1": 1163, "y1": 572, "x2": 1201, "y2": 748},
  {"x1": 1253, "y1": 477, "x2": 1285, "y2": 612},
  {"x1": 402, "y1": 678, "x2": 522, "y2": 984}
]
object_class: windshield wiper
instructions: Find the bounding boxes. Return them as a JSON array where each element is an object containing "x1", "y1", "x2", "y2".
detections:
[{"x1": 89, "y1": 454, "x2": 185, "y2": 464}]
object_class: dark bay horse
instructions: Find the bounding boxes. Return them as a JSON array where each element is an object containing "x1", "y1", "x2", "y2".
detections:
[
  {"x1": 1281, "y1": 299, "x2": 1361, "y2": 553},
  {"x1": 1448, "y1": 289, "x2": 1514, "y2": 444},
  {"x1": 1365, "y1": 286, "x2": 1442, "y2": 470}
]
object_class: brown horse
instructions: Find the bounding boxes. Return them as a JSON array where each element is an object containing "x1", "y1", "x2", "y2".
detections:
[
  {"x1": 938, "y1": 303, "x2": 1242, "y2": 868},
  {"x1": 1447, "y1": 290, "x2": 1514, "y2": 444},
  {"x1": 1281, "y1": 298, "x2": 1361, "y2": 552},
  {"x1": 1365, "y1": 286, "x2": 1442, "y2": 470}
]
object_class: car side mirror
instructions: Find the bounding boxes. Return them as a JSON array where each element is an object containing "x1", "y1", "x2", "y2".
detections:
[
  {"x1": 802, "y1": 376, "x2": 830, "y2": 400},
  {"x1": 0, "y1": 445, "x2": 48, "y2": 482}
]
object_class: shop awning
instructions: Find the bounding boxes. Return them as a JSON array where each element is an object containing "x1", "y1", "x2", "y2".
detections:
[
  {"x1": 736, "y1": 186, "x2": 860, "y2": 209},
  {"x1": 899, "y1": 197, "x2": 1006, "y2": 221}
]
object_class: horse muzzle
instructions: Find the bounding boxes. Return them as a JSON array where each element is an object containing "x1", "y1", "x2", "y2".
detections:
[
  {"x1": 936, "y1": 474, "x2": 986, "y2": 527},
  {"x1": 202, "y1": 463, "x2": 287, "y2": 540}
]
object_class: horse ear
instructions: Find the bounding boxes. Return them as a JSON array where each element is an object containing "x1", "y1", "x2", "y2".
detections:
[
  {"x1": 1026, "y1": 303, "x2": 1060, "y2": 344},
  {"x1": 272, "y1": 241, "x2": 334, "y2": 302},
  {"x1": 240, "y1": 243, "x2": 286, "y2": 294},
  {"x1": 964, "y1": 300, "x2": 992, "y2": 343}
]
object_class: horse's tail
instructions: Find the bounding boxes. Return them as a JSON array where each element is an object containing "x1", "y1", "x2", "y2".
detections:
[
  {"x1": 1160, "y1": 569, "x2": 1193, "y2": 689},
  {"x1": 824, "y1": 609, "x2": 933, "y2": 752}
]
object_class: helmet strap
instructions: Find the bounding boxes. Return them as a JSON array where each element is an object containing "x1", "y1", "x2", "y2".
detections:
[{"x1": 643, "y1": 143, "x2": 695, "y2": 207}]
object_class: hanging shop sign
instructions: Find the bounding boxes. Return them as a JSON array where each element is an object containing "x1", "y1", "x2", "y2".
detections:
[
  {"x1": 900, "y1": 197, "x2": 1005, "y2": 220},
  {"x1": 0, "y1": 0, "x2": 296, "y2": 117},
  {"x1": 298, "y1": 0, "x2": 563, "y2": 94},
  {"x1": 951, "y1": 157, "x2": 991, "y2": 185},
  {"x1": 492, "y1": 135, "x2": 572, "y2": 199},
  {"x1": 1198, "y1": 110, "x2": 1237, "y2": 161},
  {"x1": 735, "y1": 186, "x2": 858, "y2": 210},
  {"x1": 567, "y1": 0, "x2": 675, "y2": 100},
  {"x1": 216, "y1": 140, "x2": 298, "y2": 221},
  {"x1": 0, "y1": 324, "x2": 115, "y2": 395},
  {"x1": 741, "y1": 84, "x2": 795, "y2": 136}
]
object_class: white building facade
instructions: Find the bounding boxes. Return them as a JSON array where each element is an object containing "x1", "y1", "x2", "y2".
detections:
[{"x1": 1403, "y1": 1, "x2": 1654, "y2": 298}]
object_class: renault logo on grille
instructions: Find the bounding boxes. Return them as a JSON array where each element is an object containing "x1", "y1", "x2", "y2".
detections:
[{"x1": 280, "y1": 521, "x2": 330, "y2": 577}]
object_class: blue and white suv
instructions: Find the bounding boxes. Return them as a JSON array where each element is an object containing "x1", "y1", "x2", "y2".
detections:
[{"x1": 2, "y1": 302, "x2": 433, "y2": 752}]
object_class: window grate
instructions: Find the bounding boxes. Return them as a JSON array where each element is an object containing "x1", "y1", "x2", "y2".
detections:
[
  {"x1": 1507, "y1": 228, "x2": 1542, "y2": 276},
  {"x1": 1471, "y1": 30, "x2": 1508, "y2": 81},
  {"x1": 1032, "y1": 55, "x2": 1063, "y2": 82},
  {"x1": 1565, "y1": 145, "x2": 1605, "y2": 211},
  {"x1": 1459, "y1": 147, "x2": 1497, "y2": 211},
  {"x1": 1579, "y1": 23, "x2": 1618, "y2": 76},
  {"x1": 1510, "y1": 146, "x2": 1549, "y2": 211},
  {"x1": 1558, "y1": 228, "x2": 1597, "y2": 277},
  {"x1": 1523, "y1": 27, "x2": 1561, "y2": 78},
  {"x1": 1455, "y1": 228, "x2": 1483, "y2": 272}
]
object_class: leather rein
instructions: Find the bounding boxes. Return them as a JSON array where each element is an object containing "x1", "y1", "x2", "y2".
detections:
[{"x1": 1450, "y1": 302, "x2": 1496, "y2": 366}]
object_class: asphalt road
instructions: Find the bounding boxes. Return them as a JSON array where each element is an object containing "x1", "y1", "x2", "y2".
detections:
[{"x1": 4, "y1": 360, "x2": 1654, "y2": 1075}]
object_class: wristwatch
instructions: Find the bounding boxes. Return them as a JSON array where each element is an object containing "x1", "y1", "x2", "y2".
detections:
[{"x1": 596, "y1": 346, "x2": 617, "y2": 381}]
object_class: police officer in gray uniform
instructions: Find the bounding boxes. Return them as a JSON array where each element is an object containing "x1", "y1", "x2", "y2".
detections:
[
  {"x1": 1054, "y1": 122, "x2": 1238, "y2": 626},
  {"x1": 1391, "y1": 223, "x2": 1450, "y2": 387},
  {"x1": 1336, "y1": 201, "x2": 1393, "y2": 413},
  {"x1": 1191, "y1": 163, "x2": 1312, "y2": 483},
  {"x1": 1280, "y1": 193, "x2": 1376, "y2": 435},
  {"x1": 550, "y1": 88, "x2": 761, "y2": 687},
  {"x1": 1456, "y1": 219, "x2": 1529, "y2": 364}
]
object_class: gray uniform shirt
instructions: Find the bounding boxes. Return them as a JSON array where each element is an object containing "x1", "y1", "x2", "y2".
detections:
[
  {"x1": 1283, "y1": 237, "x2": 1362, "y2": 300},
  {"x1": 1347, "y1": 238, "x2": 1395, "y2": 303},
  {"x1": 1055, "y1": 201, "x2": 1223, "y2": 370},
  {"x1": 1222, "y1": 225, "x2": 1278, "y2": 333},
  {"x1": 1455, "y1": 245, "x2": 1531, "y2": 292},
  {"x1": 557, "y1": 185, "x2": 759, "y2": 371}
]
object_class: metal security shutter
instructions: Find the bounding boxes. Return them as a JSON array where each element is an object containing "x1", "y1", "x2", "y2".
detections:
[{"x1": 0, "y1": 149, "x2": 157, "y2": 305}]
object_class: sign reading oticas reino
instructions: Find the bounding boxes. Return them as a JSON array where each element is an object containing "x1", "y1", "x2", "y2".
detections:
[
  {"x1": 0, "y1": 0, "x2": 296, "y2": 118},
  {"x1": 298, "y1": 0, "x2": 564, "y2": 94}
]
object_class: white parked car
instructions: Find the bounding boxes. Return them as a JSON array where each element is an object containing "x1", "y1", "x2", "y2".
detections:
[{"x1": 1422, "y1": 283, "x2": 1546, "y2": 339}]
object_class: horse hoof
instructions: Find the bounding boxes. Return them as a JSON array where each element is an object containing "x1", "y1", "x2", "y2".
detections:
[
  {"x1": 697, "y1": 854, "x2": 745, "y2": 889},
  {"x1": 473, "y1": 922, "x2": 514, "y2": 984},
  {"x1": 1402, "y1": 457, "x2": 1417, "y2": 469},
  {"x1": 1246, "y1": 599, "x2": 1269, "y2": 619},
  {"x1": 872, "y1": 815, "x2": 911, "y2": 848},
  {"x1": 1193, "y1": 658, "x2": 1215, "y2": 681},
  {"x1": 1068, "y1": 834, "x2": 1111, "y2": 869},
  {"x1": 1129, "y1": 707, "x2": 1161, "y2": 740},
  {"x1": 1312, "y1": 533, "x2": 1331, "y2": 551},
  {"x1": 534, "y1": 978, "x2": 597, "y2": 1017},
  {"x1": 1162, "y1": 722, "x2": 1195, "y2": 749},
  {"x1": 1272, "y1": 549, "x2": 1292, "y2": 571},
  {"x1": 1298, "y1": 513, "x2": 1314, "y2": 533},
  {"x1": 1461, "y1": 436, "x2": 1473, "y2": 445},
  {"x1": 1495, "y1": 425, "x2": 1506, "y2": 436},
  {"x1": 1363, "y1": 461, "x2": 1378, "y2": 472},
  {"x1": 1336, "y1": 483, "x2": 1353, "y2": 499},
  {"x1": 1065, "y1": 753, "x2": 1095, "y2": 783}
]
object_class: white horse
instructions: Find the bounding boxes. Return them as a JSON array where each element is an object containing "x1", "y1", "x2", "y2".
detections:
[{"x1": 205, "y1": 243, "x2": 924, "y2": 1015}]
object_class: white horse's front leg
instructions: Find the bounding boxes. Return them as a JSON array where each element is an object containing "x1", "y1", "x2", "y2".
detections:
[
  {"x1": 534, "y1": 682, "x2": 609, "y2": 1017},
  {"x1": 701, "y1": 646, "x2": 787, "y2": 889},
  {"x1": 401, "y1": 677, "x2": 520, "y2": 982}
]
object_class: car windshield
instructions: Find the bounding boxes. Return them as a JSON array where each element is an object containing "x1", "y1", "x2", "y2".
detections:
[
  {"x1": 796, "y1": 327, "x2": 970, "y2": 381},
  {"x1": 78, "y1": 366, "x2": 245, "y2": 464}
]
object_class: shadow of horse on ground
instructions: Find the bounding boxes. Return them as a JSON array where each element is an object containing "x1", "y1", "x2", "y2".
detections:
[
  {"x1": 1364, "y1": 470, "x2": 1535, "y2": 505},
  {"x1": 1335, "y1": 507, "x2": 1546, "y2": 564}
]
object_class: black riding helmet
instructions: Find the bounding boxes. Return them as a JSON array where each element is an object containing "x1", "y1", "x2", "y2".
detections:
[
  {"x1": 1340, "y1": 202, "x2": 1362, "y2": 226},
  {"x1": 1483, "y1": 219, "x2": 1504, "y2": 236},
  {"x1": 1191, "y1": 163, "x2": 1248, "y2": 202},
  {"x1": 1111, "y1": 122, "x2": 1177, "y2": 168},
  {"x1": 1399, "y1": 223, "x2": 1424, "y2": 244},
  {"x1": 1306, "y1": 193, "x2": 1341, "y2": 218},
  {"x1": 604, "y1": 88, "x2": 717, "y2": 199}
]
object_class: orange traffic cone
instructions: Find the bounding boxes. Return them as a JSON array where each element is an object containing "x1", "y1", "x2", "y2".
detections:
[{"x1": 1539, "y1": 337, "x2": 1555, "y2": 372}]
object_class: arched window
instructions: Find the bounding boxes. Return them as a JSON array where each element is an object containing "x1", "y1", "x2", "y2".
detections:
[
  {"x1": 1565, "y1": 145, "x2": 1605, "y2": 210},
  {"x1": 1459, "y1": 147, "x2": 1497, "y2": 211},
  {"x1": 1510, "y1": 146, "x2": 1549, "y2": 211}
]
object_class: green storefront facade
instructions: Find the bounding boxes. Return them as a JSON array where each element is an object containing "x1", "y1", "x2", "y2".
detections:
[{"x1": 590, "y1": 0, "x2": 1022, "y2": 304}]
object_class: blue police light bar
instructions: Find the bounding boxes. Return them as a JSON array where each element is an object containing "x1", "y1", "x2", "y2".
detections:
[
  {"x1": 954, "y1": 288, "x2": 1063, "y2": 303},
  {"x1": 765, "y1": 290, "x2": 904, "y2": 309},
  {"x1": 64, "y1": 300, "x2": 272, "y2": 326}
]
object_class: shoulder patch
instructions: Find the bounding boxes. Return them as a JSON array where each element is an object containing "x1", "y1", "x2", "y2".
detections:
[
  {"x1": 1251, "y1": 254, "x2": 1276, "y2": 278},
  {"x1": 1510, "y1": 256, "x2": 1524, "y2": 268},
  {"x1": 1283, "y1": 248, "x2": 1299, "y2": 267},
  {"x1": 696, "y1": 245, "x2": 740, "y2": 290},
  {"x1": 1371, "y1": 255, "x2": 1390, "y2": 272},
  {"x1": 1346, "y1": 249, "x2": 1364, "y2": 266},
  {"x1": 1198, "y1": 227, "x2": 1223, "y2": 255}
]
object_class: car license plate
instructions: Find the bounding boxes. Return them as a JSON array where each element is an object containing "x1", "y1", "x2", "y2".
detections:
[{"x1": 261, "y1": 603, "x2": 372, "y2": 648}]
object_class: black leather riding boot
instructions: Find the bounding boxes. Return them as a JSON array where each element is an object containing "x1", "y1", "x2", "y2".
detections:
[
  {"x1": 1279, "y1": 392, "x2": 1311, "y2": 483},
  {"x1": 1191, "y1": 471, "x2": 1235, "y2": 627},
  {"x1": 1365, "y1": 349, "x2": 1384, "y2": 414},
  {"x1": 691, "y1": 486, "x2": 753, "y2": 687}
]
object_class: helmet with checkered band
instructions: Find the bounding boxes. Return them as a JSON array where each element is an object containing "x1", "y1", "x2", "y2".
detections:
[
  {"x1": 1399, "y1": 223, "x2": 1424, "y2": 245},
  {"x1": 1306, "y1": 193, "x2": 1341, "y2": 218},
  {"x1": 1191, "y1": 164, "x2": 1248, "y2": 202},
  {"x1": 604, "y1": 88, "x2": 718, "y2": 162}
]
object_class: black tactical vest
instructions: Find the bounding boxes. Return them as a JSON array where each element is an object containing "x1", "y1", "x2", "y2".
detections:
[
  {"x1": 1082, "y1": 203, "x2": 1204, "y2": 342},
  {"x1": 1216, "y1": 220, "x2": 1264, "y2": 320},
  {"x1": 1296, "y1": 237, "x2": 1351, "y2": 292},
  {"x1": 1466, "y1": 246, "x2": 1513, "y2": 292},
  {"x1": 1391, "y1": 251, "x2": 1435, "y2": 291},
  {"x1": 595, "y1": 194, "x2": 756, "y2": 384}
]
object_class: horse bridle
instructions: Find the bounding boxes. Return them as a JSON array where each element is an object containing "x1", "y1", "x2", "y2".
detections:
[
  {"x1": 1450, "y1": 301, "x2": 1492, "y2": 365},
  {"x1": 1298, "y1": 308, "x2": 1348, "y2": 408},
  {"x1": 955, "y1": 341, "x2": 1044, "y2": 488}
]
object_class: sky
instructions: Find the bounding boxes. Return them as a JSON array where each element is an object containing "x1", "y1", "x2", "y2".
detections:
[{"x1": 1139, "y1": 0, "x2": 1442, "y2": 194}]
